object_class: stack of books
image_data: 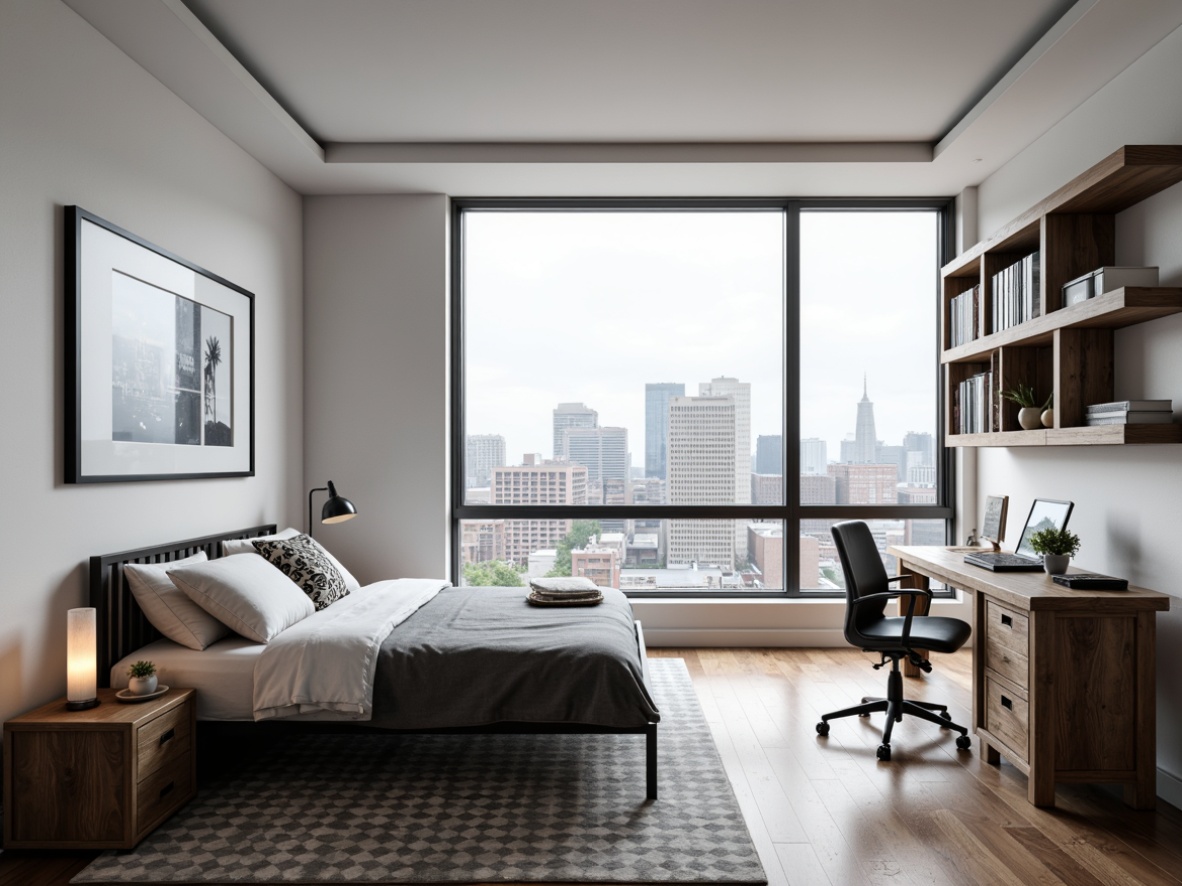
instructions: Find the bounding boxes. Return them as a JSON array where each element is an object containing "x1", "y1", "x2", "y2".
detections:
[
  {"x1": 992, "y1": 251, "x2": 1040, "y2": 333},
  {"x1": 527, "y1": 576, "x2": 604, "y2": 606},
  {"x1": 1085, "y1": 400, "x2": 1174, "y2": 426},
  {"x1": 949, "y1": 284, "x2": 980, "y2": 347},
  {"x1": 955, "y1": 369, "x2": 996, "y2": 434}
]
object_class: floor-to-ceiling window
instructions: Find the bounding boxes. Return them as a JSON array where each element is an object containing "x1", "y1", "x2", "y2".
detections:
[{"x1": 452, "y1": 200, "x2": 952, "y2": 595}]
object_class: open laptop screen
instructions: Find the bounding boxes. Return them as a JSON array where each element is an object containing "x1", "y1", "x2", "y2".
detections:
[{"x1": 1014, "y1": 499, "x2": 1074, "y2": 557}]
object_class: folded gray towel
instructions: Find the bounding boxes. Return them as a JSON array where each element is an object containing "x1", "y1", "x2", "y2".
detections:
[{"x1": 529, "y1": 576, "x2": 600, "y2": 594}]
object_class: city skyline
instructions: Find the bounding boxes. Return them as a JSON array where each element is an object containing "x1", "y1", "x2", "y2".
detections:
[{"x1": 464, "y1": 210, "x2": 937, "y2": 466}]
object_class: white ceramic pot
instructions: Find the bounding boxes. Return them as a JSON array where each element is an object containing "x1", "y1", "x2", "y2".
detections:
[
  {"x1": 128, "y1": 674, "x2": 158, "y2": 696},
  {"x1": 1018, "y1": 407, "x2": 1042, "y2": 430},
  {"x1": 1041, "y1": 408, "x2": 1054, "y2": 428},
  {"x1": 1043, "y1": 554, "x2": 1070, "y2": 575}
]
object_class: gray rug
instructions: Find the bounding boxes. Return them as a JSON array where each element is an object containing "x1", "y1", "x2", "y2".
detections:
[{"x1": 74, "y1": 658, "x2": 766, "y2": 884}]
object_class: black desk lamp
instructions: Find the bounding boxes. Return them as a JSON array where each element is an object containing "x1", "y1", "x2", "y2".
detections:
[{"x1": 307, "y1": 480, "x2": 358, "y2": 538}]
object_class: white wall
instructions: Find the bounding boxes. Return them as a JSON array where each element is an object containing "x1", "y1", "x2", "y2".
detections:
[
  {"x1": 303, "y1": 196, "x2": 451, "y2": 582},
  {"x1": 975, "y1": 22, "x2": 1182, "y2": 803},
  {"x1": 0, "y1": 0, "x2": 303, "y2": 722}
]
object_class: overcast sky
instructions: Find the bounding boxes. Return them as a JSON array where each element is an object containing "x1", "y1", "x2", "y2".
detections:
[{"x1": 464, "y1": 210, "x2": 937, "y2": 469}]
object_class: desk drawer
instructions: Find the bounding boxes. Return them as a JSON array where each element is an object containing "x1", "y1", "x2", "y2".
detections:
[
  {"x1": 984, "y1": 600, "x2": 1029, "y2": 689},
  {"x1": 984, "y1": 675, "x2": 1028, "y2": 758}
]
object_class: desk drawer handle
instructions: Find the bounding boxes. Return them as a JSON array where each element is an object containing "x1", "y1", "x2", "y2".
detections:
[
  {"x1": 158, "y1": 728, "x2": 175, "y2": 747},
  {"x1": 1000, "y1": 695, "x2": 1013, "y2": 711},
  {"x1": 159, "y1": 781, "x2": 175, "y2": 799},
  {"x1": 1000, "y1": 614, "x2": 1012, "y2": 628}
]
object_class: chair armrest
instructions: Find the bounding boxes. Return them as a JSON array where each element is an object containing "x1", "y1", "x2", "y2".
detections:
[{"x1": 852, "y1": 588, "x2": 933, "y2": 647}]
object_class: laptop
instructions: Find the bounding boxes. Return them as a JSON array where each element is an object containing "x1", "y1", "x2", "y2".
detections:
[{"x1": 964, "y1": 498, "x2": 1074, "y2": 571}]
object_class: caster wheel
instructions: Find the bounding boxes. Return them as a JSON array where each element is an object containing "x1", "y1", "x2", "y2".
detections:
[
  {"x1": 876, "y1": 744, "x2": 891, "y2": 762},
  {"x1": 816, "y1": 722, "x2": 830, "y2": 736},
  {"x1": 940, "y1": 710, "x2": 952, "y2": 720},
  {"x1": 956, "y1": 735, "x2": 972, "y2": 750}
]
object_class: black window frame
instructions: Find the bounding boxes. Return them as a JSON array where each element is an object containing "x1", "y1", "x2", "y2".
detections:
[{"x1": 450, "y1": 197, "x2": 955, "y2": 597}]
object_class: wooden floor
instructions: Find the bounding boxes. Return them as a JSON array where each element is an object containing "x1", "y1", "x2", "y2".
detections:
[{"x1": 4, "y1": 648, "x2": 1181, "y2": 885}]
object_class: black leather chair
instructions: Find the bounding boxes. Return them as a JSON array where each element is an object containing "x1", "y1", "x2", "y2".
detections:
[{"x1": 816, "y1": 520, "x2": 973, "y2": 761}]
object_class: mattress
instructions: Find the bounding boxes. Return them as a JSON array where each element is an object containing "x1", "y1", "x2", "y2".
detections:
[{"x1": 112, "y1": 635, "x2": 260, "y2": 720}]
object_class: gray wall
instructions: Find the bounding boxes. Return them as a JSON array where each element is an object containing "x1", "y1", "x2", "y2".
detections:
[
  {"x1": 0, "y1": 0, "x2": 304, "y2": 722},
  {"x1": 975, "y1": 22, "x2": 1182, "y2": 804},
  {"x1": 303, "y1": 196, "x2": 451, "y2": 582}
]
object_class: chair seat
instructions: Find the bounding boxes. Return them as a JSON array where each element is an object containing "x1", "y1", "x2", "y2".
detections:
[{"x1": 859, "y1": 615, "x2": 971, "y2": 654}]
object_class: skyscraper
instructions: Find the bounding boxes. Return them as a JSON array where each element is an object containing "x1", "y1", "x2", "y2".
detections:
[
  {"x1": 699, "y1": 377, "x2": 751, "y2": 506},
  {"x1": 562, "y1": 426, "x2": 628, "y2": 484},
  {"x1": 552, "y1": 402, "x2": 598, "y2": 459},
  {"x1": 667, "y1": 395, "x2": 737, "y2": 569},
  {"x1": 644, "y1": 383, "x2": 684, "y2": 479},
  {"x1": 465, "y1": 433, "x2": 506, "y2": 488},
  {"x1": 755, "y1": 434, "x2": 782, "y2": 475},
  {"x1": 854, "y1": 375, "x2": 878, "y2": 464}
]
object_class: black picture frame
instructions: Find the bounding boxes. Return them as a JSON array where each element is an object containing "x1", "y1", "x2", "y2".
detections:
[{"x1": 66, "y1": 206, "x2": 255, "y2": 483}]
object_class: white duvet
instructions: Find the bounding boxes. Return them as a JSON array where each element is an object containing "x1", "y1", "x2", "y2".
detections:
[{"x1": 252, "y1": 578, "x2": 447, "y2": 721}]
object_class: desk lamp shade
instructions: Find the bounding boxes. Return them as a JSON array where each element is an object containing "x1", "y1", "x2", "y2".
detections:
[
  {"x1": 66, "y1": 607, "x2": 99, "y2": 710},
  {"x1": 308, "y1": 480, "x2": 358, "y2": 538},
  {"x1": 322, "y1": 480, "x2": 358, "y2": 524}
]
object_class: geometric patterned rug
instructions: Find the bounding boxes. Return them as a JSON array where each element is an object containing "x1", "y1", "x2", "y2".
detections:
[{"x1": 73, "y1": 659, "x2": 767, "y2": 883}]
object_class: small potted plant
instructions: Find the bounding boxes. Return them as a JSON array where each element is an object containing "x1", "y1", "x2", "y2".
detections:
[
  {"x1": 1002, "y1": 383, "x2": 1051, "y2": 431},
  {"x1": 127, "y1": 660, "x2": 158, "y2": 696},
  {"x1": 1028, "y1": 527, "x2": 1080, "y2": 575}
]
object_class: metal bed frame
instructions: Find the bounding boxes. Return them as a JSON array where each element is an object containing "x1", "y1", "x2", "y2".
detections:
[{"x1": 90, "y1": 524, "x2": 658, "y2": 799}]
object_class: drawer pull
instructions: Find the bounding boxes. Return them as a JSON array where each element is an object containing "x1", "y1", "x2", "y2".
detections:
[
  {"x1": 159, "y1": 728, "x2": 175, "y2": 747},
  {"x1": 1000, "y1": 614, "x2": 1012, "y2": 627},
  {"x1": 1001, "y1": 695, "x2": 1013, "y2": 710},
  {"x1": 159, "y1": 781, "x2": 175, "y2": 799}
]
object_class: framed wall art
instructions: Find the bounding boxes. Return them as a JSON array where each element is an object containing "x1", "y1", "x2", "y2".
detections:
[{"x1": 65, "y1": 206, "x2": 254, "y2": 482}]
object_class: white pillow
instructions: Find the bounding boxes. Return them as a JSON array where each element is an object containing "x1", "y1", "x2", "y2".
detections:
[
  {"x1": 168, "y1": 555, "x2": 315, "y2": 644},
  {"x1": 125, "y1": 552, "x2": 230, "y2": 651},
  {"x1": 222, "y1": 528, "x2": 361, "y2": 592}
]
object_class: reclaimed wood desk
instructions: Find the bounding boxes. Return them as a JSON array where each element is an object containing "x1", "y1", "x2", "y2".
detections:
[{"x1": 888, "y1": 545, "x2": 1170, "y2": 809}]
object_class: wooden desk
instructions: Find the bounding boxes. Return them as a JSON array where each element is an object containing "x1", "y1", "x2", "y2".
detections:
[{"x1": 889, "y1": 545, "x2": 1170, "y2": 809}]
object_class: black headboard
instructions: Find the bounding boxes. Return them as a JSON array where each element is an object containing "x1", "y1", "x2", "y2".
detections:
[{"x1": 89, "y1": 524, "x2": 277, "y2": 687}]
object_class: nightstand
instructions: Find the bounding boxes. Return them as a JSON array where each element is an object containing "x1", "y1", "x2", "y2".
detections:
[{"x1": 3, "y1": 687, "x2": 196, "y2": 849}]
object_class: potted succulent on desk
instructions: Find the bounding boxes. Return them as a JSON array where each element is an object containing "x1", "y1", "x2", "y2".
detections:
[
  {"x1": 1028, "y1": 527, "x2": 1081, "y2": 575},
  {"x1": 1002, "y1": 383, "x2": 1052, "y2": 430},
  {"x1": 127, "y1": 660, "x2": 158, "y2": 696}
]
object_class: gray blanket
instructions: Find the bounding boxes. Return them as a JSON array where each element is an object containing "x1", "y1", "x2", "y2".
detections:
[{"x1": 369, "y1": 586, "x2": 659, "y2": 729}]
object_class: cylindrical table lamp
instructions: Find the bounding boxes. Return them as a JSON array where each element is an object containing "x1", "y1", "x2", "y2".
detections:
[{"x1": 66, "y1": 607, "x2": 100, "y2": 710}]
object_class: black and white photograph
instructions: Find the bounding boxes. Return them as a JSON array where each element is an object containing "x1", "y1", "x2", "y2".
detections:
[{"x1": 67, "y1": 206, "x2": 253, "y2": 482}]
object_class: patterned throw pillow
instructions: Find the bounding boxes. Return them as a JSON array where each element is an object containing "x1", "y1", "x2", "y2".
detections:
[{"x1": 252, "y1": 534, "x2": 349, "y2": 611}]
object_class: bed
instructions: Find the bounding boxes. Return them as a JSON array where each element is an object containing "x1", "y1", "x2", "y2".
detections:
[{"x1": 91, "y1": 524, "x2": 660, "y2": 798}]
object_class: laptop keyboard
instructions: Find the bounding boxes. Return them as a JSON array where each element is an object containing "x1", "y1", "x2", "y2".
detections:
[{"x1": 967, "y1": 553, "x2": 1037, "y2": 566}]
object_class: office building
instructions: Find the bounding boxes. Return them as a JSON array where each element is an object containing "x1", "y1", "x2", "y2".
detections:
[
  {"x1": 747, "y1": 523, "x2": 783, "y2": 589},
  {"x1": 903, "y1": 431, "x2": 935, "y2": 468},
  {"x1": 493, "y1": 459, "x2": 588, "y2": 565},
  {"x1": 828, "y1": 463, "x2": 898, "y2": 505},
  {"x1": 460, "y1": 519, "x2": 506, "y2": 565},
  {"x1": 699, "y1": 376, "x2": 752, "y2": 507},
  {"x1": 800, "y1": 437, "x2": 827, "y2": 475},
  {"x1": 562, "y1": 426, "x2": 628, "y2": 484},
  {"x1": 465, "y1": 434, "x2": 506, "y2": 488},
  {"x1": 644, "y1": 382, "x2": 684, "y2": 479},
  {"x1": 755, "y1": 434, "x2": 783, "y2": 475},
  {"x1": 667, "y1": 395, "x2": 737, "y2": 568},
  {"x1": 751, "y1": 473, "x2": 782, "y2": 506},
  {"x1": 571, "y1": 545, "x2": 620, "y2": 589},
  {"x1": 552, "y1": 402, "x2": 598, "y2": 459}
]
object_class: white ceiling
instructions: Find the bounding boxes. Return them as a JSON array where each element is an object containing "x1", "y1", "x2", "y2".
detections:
[{"x1": 63, "y1": 0, "x2": 1182, "y2": 196}]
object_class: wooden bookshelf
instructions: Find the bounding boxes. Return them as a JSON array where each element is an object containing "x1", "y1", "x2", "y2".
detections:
[{"x1": 943, "y1": 146, "x2": 1182, "y2": 447}]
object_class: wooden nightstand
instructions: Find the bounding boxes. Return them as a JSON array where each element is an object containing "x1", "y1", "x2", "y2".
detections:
[{"x1": 3, "y1": 687, "x2": 196, "y2": 849}]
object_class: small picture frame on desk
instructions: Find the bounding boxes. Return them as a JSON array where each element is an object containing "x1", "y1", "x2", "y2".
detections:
[{"x1": 981, "y1": 495, "x2": 1008, "y2": 551}]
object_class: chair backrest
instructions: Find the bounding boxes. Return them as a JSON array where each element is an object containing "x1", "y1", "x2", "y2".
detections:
[{"x1": 831, "y1": 520, "x2": 891, "y2": 643}]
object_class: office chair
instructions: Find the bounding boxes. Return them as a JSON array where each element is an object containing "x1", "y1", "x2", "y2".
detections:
[{"x1": 816, "y1": 520, "x2": 972, "y2": 762}]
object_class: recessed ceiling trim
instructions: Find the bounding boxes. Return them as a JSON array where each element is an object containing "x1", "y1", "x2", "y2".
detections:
[
  {"x1": 326, "y1": 142, "x2": 933, "y2": 165},
  {"x1": 935, "y1": 0, "x2": 1098, "y2": 158}
]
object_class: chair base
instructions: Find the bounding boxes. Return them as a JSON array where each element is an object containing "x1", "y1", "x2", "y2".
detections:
[{"x1": 815, "y1": 655, "x2": 971, "y2": 762}]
